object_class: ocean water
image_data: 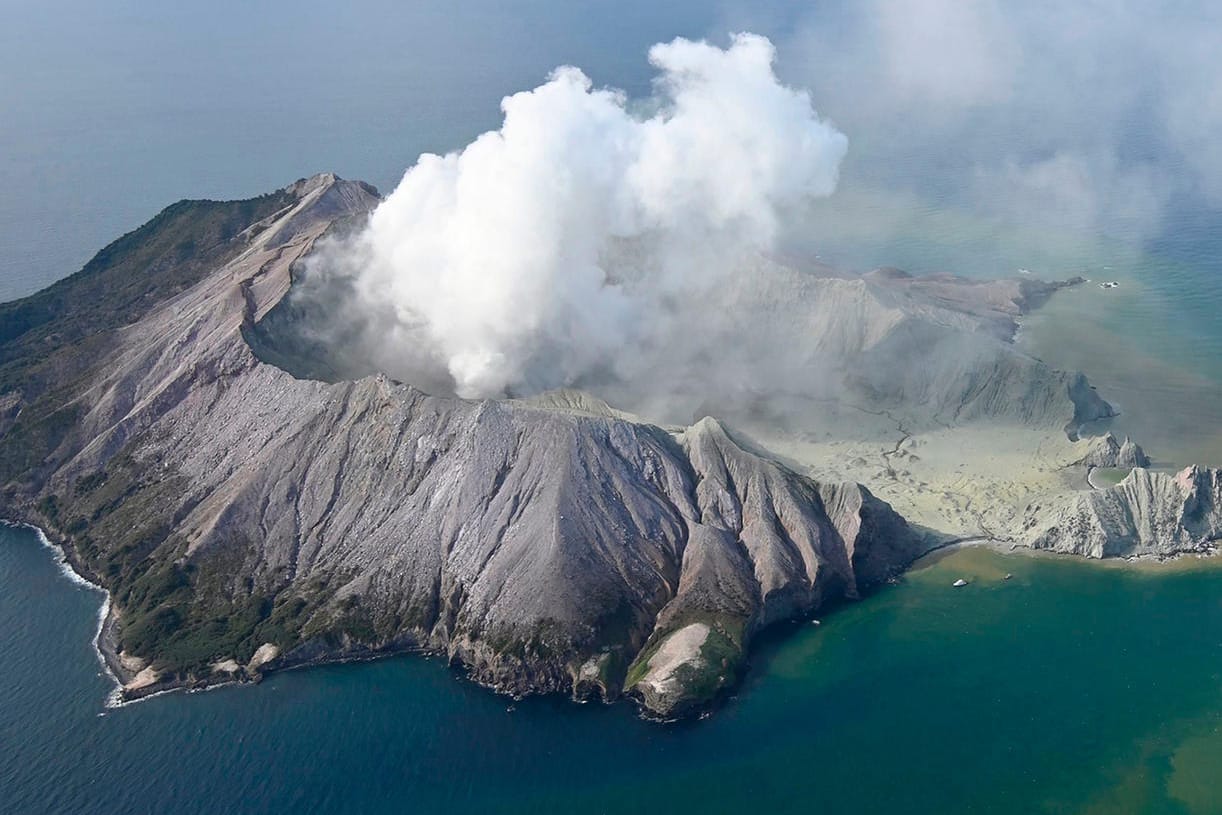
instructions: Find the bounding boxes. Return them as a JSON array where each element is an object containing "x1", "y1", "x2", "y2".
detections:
[{"x1": 3, "y1": 523, "x2": 1221, "y2": 814}]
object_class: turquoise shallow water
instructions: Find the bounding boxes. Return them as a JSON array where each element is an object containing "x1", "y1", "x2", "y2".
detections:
[{"x1": 3, "y1": 524, "x2": 1221, "y2": 815}]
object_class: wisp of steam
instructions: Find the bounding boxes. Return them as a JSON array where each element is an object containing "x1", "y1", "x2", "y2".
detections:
[{"x1": 318, "y1": 33, "x2": 847, "y2": 402}]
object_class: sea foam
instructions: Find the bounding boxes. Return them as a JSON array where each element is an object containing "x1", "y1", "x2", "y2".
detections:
[{"x1": 1, "y1": 519, "x2": 123, "y2": 706}]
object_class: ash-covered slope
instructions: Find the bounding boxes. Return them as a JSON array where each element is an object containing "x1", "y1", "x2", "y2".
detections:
[
  {"x1": 260, "y1": 238, "x2": 1113, "y2": 437},
  {"x1": 584, "y1": 257, "x2": 1113, "y2": 437},
  {"x1": 0, "y1": 173, "x2": 926, "y2": 717},
  {"x1": 1024, "y1": 466, "x2": 1222, "y2": 557},
  {"x1": 1078, "y1": 432, "x2": 1151, "y2": 469}
]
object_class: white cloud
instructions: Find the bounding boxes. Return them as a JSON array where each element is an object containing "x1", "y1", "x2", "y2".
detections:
[
  {"x1": 334, "y1": 33, "x2": 847, "y2": 398},
  {"x1": 874, "y1": 0, "x2": 1017, "y2": 107}
]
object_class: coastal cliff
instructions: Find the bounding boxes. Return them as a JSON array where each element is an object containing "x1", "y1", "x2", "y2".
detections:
[{"x1": 1025, "y1": 466, "x2": 1222, "y2": 558}]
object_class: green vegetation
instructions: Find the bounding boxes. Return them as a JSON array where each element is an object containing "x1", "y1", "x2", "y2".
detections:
[
  {"x1": 133, "y1": 577, "x2": 342, "y2": 675},
  {"x1": 482, "y1": 618, "x2": 569, "y2": 662},
  {"x1": 254, "y1": 594, "x2": 317, "y2": 648},
  {"x1": 74, "y1": 471, "x2": 107, "y2": 492},
  {"x1": 671, "y1": 625, "x2": 742, "y2": 703},
  {"x1": 623, "y1": 649, "x2": 656, "y2": 690},
  {"x1": 0, "y1": 401, "x2": 83, "y2": 488},
  {"x1": 624, "y1": 610, "x2": 748, "y2": 703},
  {"x1": 36, "y1": 493, "x2": 60, "y2": 522}
]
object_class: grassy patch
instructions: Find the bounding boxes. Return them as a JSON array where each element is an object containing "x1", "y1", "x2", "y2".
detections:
[
  {"x1": 672, "y1": 625, "x2": 743, "y2": 704},
  {"x1": 624, "y1": 610, "x2": 748, "y2": 693},
  {"x1": 0, "y1": 401, "x2": 83, "y2": 486},
  {"x1": 624, "y1": 638, "x2": 665, "y2": 690}
]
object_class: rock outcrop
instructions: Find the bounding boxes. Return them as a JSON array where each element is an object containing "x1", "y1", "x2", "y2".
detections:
[
  {"x1": 686, "y1": 262, "x2": 1113, "y2": 434},
  {"x1": 622, "y1": 417, "x2": 918, "y2": 715},
  {"x1": 1024, "y1": 466, "x2": 1222, "y2": 557},
  {"x1": 1079, "y1": 432, "x2": 1151, "y2": 469},
  {"x1": 1119, "y1": 438, "x2": 1152, "y2": 468}
]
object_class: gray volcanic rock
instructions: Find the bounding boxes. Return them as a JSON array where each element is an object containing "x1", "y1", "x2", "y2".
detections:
[
  {"x1": 628, "y1": 418, "x2": 919, "y2": 716},
  {"x1": 612, "y1": 257, "x2": 1115, "y2": 436},
  {"x1": 863, "y1": 267, "x2": 1085, "y2": 342},
  {"x1": 267, "y1": 244, "x2": 1113, "y2": 438},
  {"x1": 1119, "y1": 437, "x2": 1151, "y2": 468},
  {"x1": 0, "y1": 173, "x2": 928, "y2": 717},
  {"x1": 852, "y1": 271, "x2": 1111, "y2": 433},
  {"x1": 94, "y1": 363, "x2": 922, "y2": 713},
  {"x1": 1024, "y1": 466, "x2": 1222, "y2": 557},
  {"x1": 1079, "y1": 432, "x2": 1151, "y2": 468}
]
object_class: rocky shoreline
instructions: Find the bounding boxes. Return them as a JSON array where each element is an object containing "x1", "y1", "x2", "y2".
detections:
[
  {"x1": 12, "y1": 507, "x2": 1220, "y2": 718},
  {"x1": 5, "y1": 511, "x2": 908, "y2": 717},
  {"x1": 7, "y1": 513, "x2": 415, "y2": 706}
]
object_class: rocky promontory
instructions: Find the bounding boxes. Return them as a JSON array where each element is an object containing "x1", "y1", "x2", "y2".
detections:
[
  {"x1": 1025, "y1": 465, "x2": 1222, "y2": 558},
  {"x1": 1079, "y1": 432, "x2": 1151, "y2": 469}
]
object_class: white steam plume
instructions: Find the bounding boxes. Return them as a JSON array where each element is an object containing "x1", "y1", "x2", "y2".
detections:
[{"x1": 342, "y1": 33, "x2": 847, "y2": 399}]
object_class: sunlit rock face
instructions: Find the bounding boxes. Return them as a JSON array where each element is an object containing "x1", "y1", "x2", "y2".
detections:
[{"x1": 1026, "y1": 466, "x2": 1222, "y2": 558}]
